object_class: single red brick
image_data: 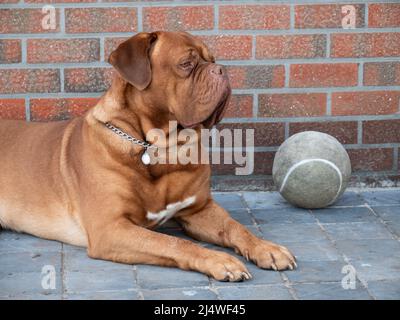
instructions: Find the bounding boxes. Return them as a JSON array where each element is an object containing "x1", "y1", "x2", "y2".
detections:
[
  {"x1": 368, "y1": 3, "x2": 400, "y2": 27},
  {"x1": 104, "y1": 37, "x2": 129, "y2": 62},
  {"x1": 143, "y1": 6, "x2": 213, "y2": 31},
  {"x1": 30, "y1": 98, "x2": 99, "y2": 121},
  {"x1": 290, "y1": 63, "x2": 358, "y2": 88},
  {"x1": 0, "y1": 69, "x2": 60, "y2": 94},
  {"x1": 65, "y1": 8, "x2": 137, "y2": 33},
  {"x1": 295, "y1": 4, "x2": 365, "y2": 28},
  {"x1": 364, "y1": 62, "x2": 400, "y2": 86},
  {"x1": 331, "y1": 33, "x2": 400, "y2": 58},
  {"x1": 64, "y1": 68, "x2": 114, "y2": 93},
  {"x1": 363, "y1": 120, "x2": 400, "y2": 144},
  {"x1": 224, "y1": 95, "x2": 253, "y2": 118},
  {"x1": 256, "y1": 34, "x2": 326, "y2": 59},
  {"x1": 216, "y1": 122, "x2": 285, "y2": 147},
  {"x1": 198, "y1": 35, "x2": 252, "y2": 60},
  {"x1": 259, "y1": 93, "x2": 326, "y2": 118},
  {"x1": 27, "y1": 39, "x2": 100, "y2": 63},
  {"x1": 0, "y1": 9, "x2": 60, "y2": 34},
  {"x1": 0, "y1": 39, "x2": 21, "y2": 63},
  {"x1": 289, "y1": 121, "x2": 358, "y2": 144},
  {"x1": 219, "y1": 5, "x2": 290, "y2": 30},
  {"x1": 227, "y1": 65, "x2": 285, "y2": 89},
  {"x1": 0, "y1": 99, "x2": 26, "y2": 120},
  {"x1": 348, "y1": 148, "x2": 393, "y2": 172},
  {"x1": 332, "y1": 91, "x2": 400, "y2": 116},
  {"x1": 254, "y1": 152, "x2": 276, "y2": 175}
]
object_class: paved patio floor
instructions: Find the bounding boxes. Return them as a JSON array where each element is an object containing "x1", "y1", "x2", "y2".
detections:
[{"x1": 1, "y1": 188, "x2": 400, "y2": 300}]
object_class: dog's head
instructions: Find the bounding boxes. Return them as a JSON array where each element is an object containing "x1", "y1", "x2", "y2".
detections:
[{"x1": 108, "y1": 31, "x2": 231, "y2": 129}]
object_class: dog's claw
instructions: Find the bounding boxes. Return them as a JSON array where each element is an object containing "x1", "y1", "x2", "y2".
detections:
[{"x1": 242, "y1": 272, "x2": 251, "y2": 280}]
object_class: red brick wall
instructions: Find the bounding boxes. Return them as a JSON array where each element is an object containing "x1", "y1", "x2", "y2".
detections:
[{"x1": 0, "y1": 1, "x2": 399, "y2": 189}]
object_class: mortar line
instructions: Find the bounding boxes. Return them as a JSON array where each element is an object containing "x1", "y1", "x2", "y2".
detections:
[
  {"x1": 213, "y1": 3, "x2": 219, "y2": 32},
  {"x1": 251, "y1": 35, "x2": 256, "y2": 60},
  {"x1": 99, "y1": 37, "x2": 105, "y2": 62},
  {"x1": 326, "y1": 31, "x2": 331, "y2": 58},
  {"x1": 290, "y1": 3, "x2": 295, "y2": 30},
  {"x1": 326, "y1": 92, "x2": 332, "y2": 116},
  {"x1": 284, "y1": 122, "x2": 289, "y2": 140},
  {"x1": 21, "y1": 38, "x2": 27, "y2": 64},
  {"x1": 357, "y1": 121, "x2": 363, "y2": 145},
  {"x1": 1, "y1": 1, "x2": 398, "y2": 9},
  {"x1": 252, "y1": 93, "x2": 258, "y2": 118},
  {"x1": 60, "y1": 7, "x2": 65, "y2": 34},
  {"x1": 137, "y1": 5, "x2": 143, "y2": 32},
  {"x1": 2, "y1": 28, "x2": 400, "y2": 39},
  {"x1": 358, "y1": 61, "x2": 364, "y2": 86},
  {"x1": 24, "y1": 98, "x2": 30, "y2": 122},
  {"x1": 394, "y1": 147, "x2": 399, "y2": 172}
]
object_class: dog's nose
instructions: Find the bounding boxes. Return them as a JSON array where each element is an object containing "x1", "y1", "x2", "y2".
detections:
[{"x1": 210, "y1": 65, "x2": 224, "y2": 76}]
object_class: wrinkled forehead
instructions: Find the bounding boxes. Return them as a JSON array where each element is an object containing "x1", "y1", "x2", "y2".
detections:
[{"x1": 151, "y1": 31, "x2": 214, "y2": 64}]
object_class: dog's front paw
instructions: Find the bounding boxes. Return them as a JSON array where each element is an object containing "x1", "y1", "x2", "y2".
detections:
[
  {"x1": 246, "y1": 240, "x2": 297, "y2": 271},
  {"x1": 201, "y1": 250, "x2": 252, "y2": 282}
]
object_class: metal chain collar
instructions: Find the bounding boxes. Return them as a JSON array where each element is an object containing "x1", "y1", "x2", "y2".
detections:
[{"x1": 104, "y1": 122, "x2": 156, "y2": 150}]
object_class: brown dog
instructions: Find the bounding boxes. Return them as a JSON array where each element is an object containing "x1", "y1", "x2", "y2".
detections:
[{"x1": 0, "y1": 31, "x2": 296, "y2": 281}]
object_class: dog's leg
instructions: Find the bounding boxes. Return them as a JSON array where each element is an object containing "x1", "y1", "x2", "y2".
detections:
[
  {"x1": 177, "y1": 200, "x2": 297, "y2": 271},
  {"x1": 87, "y1": 218, "x2": 252, "y2": 281}
]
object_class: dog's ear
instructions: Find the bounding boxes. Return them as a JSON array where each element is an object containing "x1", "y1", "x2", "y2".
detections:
[{"x1": 108, "y1": 32, "x2": 158, "y2": 91}]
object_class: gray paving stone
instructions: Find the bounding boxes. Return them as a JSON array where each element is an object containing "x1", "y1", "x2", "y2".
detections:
[
  {"x1": 371, "y1": 206, "x2": 400, "y2": 236},
  {"x1": 143, "y1": 288, "x2": 217, "y2": 300},
  {"x1": 0, "y1": 271, "x2": 62, "y2": 297},
  {"x1": 335, "y1": 239, "x2": 400, "y2": 261},
  {"x1": 252, "y1": 207, "x2": 316, "y2": 225},
  {"x1": 65, "y1": 290, "x2": 141, "y2": 300},
  {"x1": 293, "y1": 282, "x2": 372, "y2": 300},
  {"x1": 311, "y1": 207, "x2": 379, "y2": 224},
  {"x1": 281, "y1": 239, "x2": 342, "y2": 262},
  {"x1": 0, "y1": 292, "x2": 62, "y2": 300},
  {"x1": 217, "y1": 284, "x2": 293, "y2": 300},
  {"x1": 371, "y1": 206, "x2": 400, "y2": 222},
  {"x1": 63, "y1": 245, "x2": 132, "y2": 272},
  {"x1": 260, "y1": 223, "x2": 327, "y2": 243},
  {"x1": 360, "y1": 190, "x2": 400, "y2": 206},
  {"x1": 322, "y1": 222, "x2": 393, "y2": 241},
  {"x1": 284, "y1": 260, "x2": 347, "y2": 284},
  {"x1": 0, "y1": 251, "x2": 61, "y2": 275},
  {"x1": 330, "y1": 191, "x2": 365, "y2": 207},
  {"x1": 0, "y1": 231, "x2": 61, "y2": 253},
  {"x1": 213, "y1": 193, "x2": 246, "y2": 210},
  {"x1": 65, "y1": 269, "x2": 137, "y2": 293},
  {"x1": 350, "y1": 257, "x2": 400, "y2": 282},
  {"x1": 229, "y1": 209, "x2": 254, "y2": 226},
  {"x1": 367, "y1": 279, "x2": 400, "y2": 300},
  {"x1": 243, "y1": 192, "x2": 291, "y2": 210},
  {"x1": 136, "y1": 265, "x2": 209, "y2": 290}
]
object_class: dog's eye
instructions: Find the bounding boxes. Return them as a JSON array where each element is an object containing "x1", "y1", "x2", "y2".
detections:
[{"x1": 180, "y1": 61, "x2": 194, "y2": 70}]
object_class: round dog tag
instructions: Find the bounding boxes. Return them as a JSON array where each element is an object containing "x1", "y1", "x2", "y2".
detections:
[{"x1": 141, "y1": 150, "x2": 151, "y2": 165}]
